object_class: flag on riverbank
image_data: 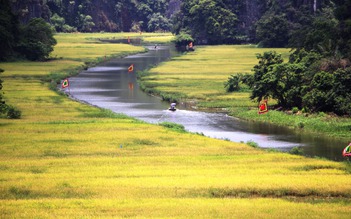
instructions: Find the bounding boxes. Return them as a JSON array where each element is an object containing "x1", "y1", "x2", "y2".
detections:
[
  {"x1": 342, "y1": 144, "x2": 351, "y2": 157},
  {"x1": 62, "y1": 78, "x2": 69, "y2": 88},
  {"x1": 189, "y1": 42, "x2": 193, "y2": 48},
  {"x1": 128, "y1": 64, "x2": 134, "y2": 73},
  {"x1": 258, "y1": 100, "x2": 268, "y2": 114}
]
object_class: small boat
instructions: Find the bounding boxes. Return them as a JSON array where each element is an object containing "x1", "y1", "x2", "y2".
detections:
[{"x1": 169, "y1": 102, "x2": 177, "y2": 111}]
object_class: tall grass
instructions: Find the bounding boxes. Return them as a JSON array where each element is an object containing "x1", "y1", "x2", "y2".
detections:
[{"x1": 0, "y1": 33, "x2": 351, "y2": 218}]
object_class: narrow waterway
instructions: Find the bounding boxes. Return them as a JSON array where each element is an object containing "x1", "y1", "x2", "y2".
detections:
[{"x1": 67, "y1": 44, "x2": 347, "y2": 161}]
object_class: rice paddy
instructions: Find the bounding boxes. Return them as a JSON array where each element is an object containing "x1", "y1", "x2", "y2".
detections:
[{"x1": 0, "y1": 33, "x2": 351, "y2": 218}]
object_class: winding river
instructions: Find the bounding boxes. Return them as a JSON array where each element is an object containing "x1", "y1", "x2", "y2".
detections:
[{"x1": 67, "y1": 44, "x2": 347, "y2": 161}]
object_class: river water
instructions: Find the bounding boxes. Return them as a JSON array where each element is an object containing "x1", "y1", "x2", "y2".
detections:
[{"x1": 67, "y1": 44, "x2": 347, "y2": 161}]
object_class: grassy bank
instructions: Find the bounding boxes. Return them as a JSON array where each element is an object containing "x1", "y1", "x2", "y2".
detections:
[
  {"x1": 1, "y1": 33, "x2": 351, "y2": 218},
  {"x1": 139, "y1": 45, "x2": 351, "y2": 139}
]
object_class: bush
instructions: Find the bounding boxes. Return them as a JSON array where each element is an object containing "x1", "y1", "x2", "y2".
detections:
[
  {"x1": 159, "y1": 122, "x2": 186, "y2": 133},
  {"x1": 173, "y1": 32, "x2": 194, "y2": 48},
  {"x1": 6, "y1": 105, "x2": 21, "y2": 119},
  {"x1": 292, "y1": 107, "x2": 299, "y2": 114},
  {"x1": 224, "y1": 74, "x2": 241, "y2": 92},
  {"x1": 289, "y1": 146, "x2": 304, "y2": 155},
  {"x1": 246, "y1": 140, "x2": 259, "y2": 148},
  {"x1": 225, "y1": 73, "x2": 253, "y2": 92}
]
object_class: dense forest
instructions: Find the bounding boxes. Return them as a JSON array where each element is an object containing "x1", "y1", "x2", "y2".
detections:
[
  {"x1": 1, "y1": 0, "x2": 351, "y2": 115},
  {"x1": 3, "y1": 1, "x2": 349, "y2": 48}
]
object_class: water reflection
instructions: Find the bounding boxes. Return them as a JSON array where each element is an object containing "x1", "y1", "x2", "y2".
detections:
[{"x1": 68, "y1": 44, "x2": 348, "y2": 161}]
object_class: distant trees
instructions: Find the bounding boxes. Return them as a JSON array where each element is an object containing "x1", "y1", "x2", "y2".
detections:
[
  {"x1": 44, "y1": 0, "x2": 174, "y2": 33},
  {"x1": 147, "y1": 13, "x2": 172, "y2": 32},
  {"x1": 173, "y1": 0, "x2": 239, "y2": 44}
]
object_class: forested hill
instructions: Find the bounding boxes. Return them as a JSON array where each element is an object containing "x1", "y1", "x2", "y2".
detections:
[
  {"x1": 9, "y1": 0, "x2": 181, "y2": 32},
  {"x1": 8, "y1": 0, "x2": 322, "y2": 35},
  {"x1": 5, "y1": 0, "x2": 351, "y2": 53}
]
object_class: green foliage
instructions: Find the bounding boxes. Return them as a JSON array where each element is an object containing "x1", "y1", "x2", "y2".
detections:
[
  {"x1": 173, "y1": 32, "x2": 194, "y2": 48},
  {"x1": 289, "y1": 146, "x2": 304, "y2": 155},
  {"x1": 0, "y1": 0, "x2": 19, "y2": 61},
  {"x1": 224, "y1": 74, "x2": 241, "y2": 92},
  {"x1": 248, "y1": 51, "x2": 284, "y2": 103},
  {"x1": 174, "y1": 0, "x2": 239, "y2": 44},
  {"x1": 224, "y1": 73, "x2": 252, "y2": 92},
  {"x1": 248, "y1": 47, "x2": 351, "y2": 115},
  {"x1": 292, "y1": 107, "x2": 299, "y2": 114},
  {"x1": 0, "y1": 69, "x2": 21, "y2": 119},
  {"x1": 6, "y1": 105, "x2": 21, "y2": 119},
  {"x1": 246, "y1": 140, "x2": 259, "y2": 148},
  {"x1": 147, "y1": 13, "x2": 171, "y2": 32},
  {"x1": 16, "y1": 18, "x2": 57, "y2": 61},
  {"x1": 158, "y1": 122, "x2": 186, "y2": 133},
  {"x1": 256, "y1": 13, "x2": 289, "y2": 47}
]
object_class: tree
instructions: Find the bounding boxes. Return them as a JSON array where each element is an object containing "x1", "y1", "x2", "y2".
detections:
[
  {"x1": 334, "y1": 0, "x2": 351, "y2": 58},
  {"x1": 256, "y1": 13, "x2": 290, "y2": 47},
  {"x1": 16, "y1": 18, "x2": 57, "y2": 61},
  {"x1": 0, "y1": 0, "x2": 19, "y2": 60},
  {"x1": 147, "y1": 13, "x2": 171, "y2": 32},
  {"x1": 173, "y1": 31, "x2": 193, "y2": 48},
  {"x1": 80, "y1": 15, "x2": 95, "y2": 32},
  {"x1": 249, "y1": 51, "x2": 284, "y2": 103},
  {"x1": 51, "y1": 13, "x2": 65, "y2": 32},
  {"x1": 175, "y1": 0, "x2": 239, "y2": 44}
]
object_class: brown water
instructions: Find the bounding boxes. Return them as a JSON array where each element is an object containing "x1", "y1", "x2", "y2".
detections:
[{"x1": 66, "y1": 44, "x2": 348, "y2": 161}]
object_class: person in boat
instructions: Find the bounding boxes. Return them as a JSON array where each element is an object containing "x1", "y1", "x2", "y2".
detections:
[{"x1": 170, "y1": 103, "x2": 176, "y2": 111}]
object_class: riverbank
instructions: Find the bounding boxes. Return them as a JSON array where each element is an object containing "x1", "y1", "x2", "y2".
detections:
[
  {"x1": 1, "y1": 33, "x2": 351, "y2": 218},
  {"x1": 139, "y1": 45, "x2": 351, "y2": 141}
]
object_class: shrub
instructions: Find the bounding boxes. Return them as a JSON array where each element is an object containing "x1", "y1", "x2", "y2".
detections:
[
  {"x1": 246, "y1": 140, "x2": 259, "y2": 148},
  {"x1": 292, "y1": 107, "x2": 299, "y2": 114},
  {"x1": 224, "y1": 74, "x2": 241, "y2": 92},
  {"x1": 173, "y1": 32, "x2": 193, "y2": 48},
  {"x1": 159, "y1": 122, "x2": 186, "y2": 133},
  {"x1": 289, "y1": 146, "x2": 304, "y2": 155},
  {"x1": 6, "y1": 105, "x2": 21, "y2": 119}
]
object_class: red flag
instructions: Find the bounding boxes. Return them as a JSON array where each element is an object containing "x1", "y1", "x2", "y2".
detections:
[
  {"x1": 61, "y1": 78, "x2": 69, "y2": 88},
  {"x1": 258, "y1": 100, "x2": 268, "y2": 114},
  {"x1": 128, "y1": 64, "x2": 134, "y2": 72}
]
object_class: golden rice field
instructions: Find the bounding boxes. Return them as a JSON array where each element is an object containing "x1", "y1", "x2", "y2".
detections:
[
  {"x1": 0, "y1": 33, "x2": 351, "y2": 218},
  {"x1": 144, "y1": 45, "x2": 290, "y2": 107}
]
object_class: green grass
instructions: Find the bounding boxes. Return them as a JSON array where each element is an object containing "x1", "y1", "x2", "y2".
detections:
[{"x1": 0, "y1": 33, "x2": 351, "y2": 218}]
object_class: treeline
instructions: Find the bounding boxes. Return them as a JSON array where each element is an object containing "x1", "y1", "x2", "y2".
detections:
[{"x1": 9, "y1": 0, "x2": 178, "y2": 33}]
